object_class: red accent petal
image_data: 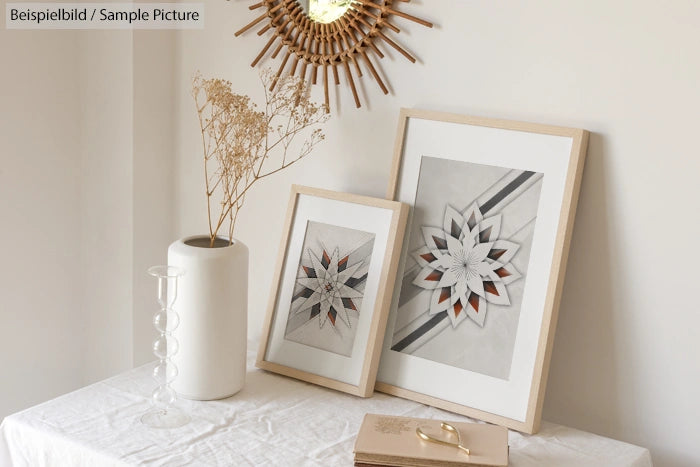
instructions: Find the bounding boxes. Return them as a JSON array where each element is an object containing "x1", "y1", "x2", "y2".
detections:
[
  {"x1": 420, "y1": 252, "x2": 437, "y2": 263},
  {"x1": 495, "y1": 267, "x2": 511, "y2": 278},
  {"x1": 425, "y1": 270, "x2": 443, "y2": 281},
  {"x1": 488, "y1": 249, "x2": 507, "y2": 261},
  {"x1": 484, "y1": 281, "x2": 499, "y2": 296},
  {"x1": 328, "y1": 311, "x2": 336, "y2": 325},
  {"x1": 468, "y1": 292, "x2": 480, "y2": 312},
  {"x1": 322, "y1": 250, "x2": 331, "y2": 264},
  {"x1": 439, "y1": 287, "x2": 450, "y2": 304},
  {"x1": 467, "y1": 292, "x2": 479, "y2": 313},
  {"x1": 338, "y1": 256, "x2": 348, "y2": 267},
  {"x1": 453, "y1": 300, "x2": 463, "y2": 317}
]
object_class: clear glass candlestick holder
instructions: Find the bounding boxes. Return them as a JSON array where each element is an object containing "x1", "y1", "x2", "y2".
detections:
[{"x1": 141, "y1": 265, "x2": 190, "y2": 429}]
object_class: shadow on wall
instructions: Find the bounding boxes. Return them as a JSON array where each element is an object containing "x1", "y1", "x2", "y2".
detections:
[{"x1": 543, "y1": 133, "x2": 626, "y2": 438}]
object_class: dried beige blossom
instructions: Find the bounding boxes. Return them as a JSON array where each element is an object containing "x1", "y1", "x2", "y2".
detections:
[{"x1": 193, "y1": 69, "x2": 329, "y2": 247}]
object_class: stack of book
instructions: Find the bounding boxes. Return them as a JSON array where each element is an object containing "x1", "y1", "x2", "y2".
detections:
[{"x1": 353, "y1": 414, "x2": 509, "y2": 467}]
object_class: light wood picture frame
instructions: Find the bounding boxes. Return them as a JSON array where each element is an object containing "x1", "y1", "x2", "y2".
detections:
[
  {"x1": 375, "y1": 108, "x2": 589, "y2": 433},
  {"x1": 258, "y1": 185, "x2": 408, "y2": 396}
]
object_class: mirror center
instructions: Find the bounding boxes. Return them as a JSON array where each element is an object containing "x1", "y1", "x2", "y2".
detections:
[{"x1": 301, "y1": 0, "x2": 353, "y2": 24}]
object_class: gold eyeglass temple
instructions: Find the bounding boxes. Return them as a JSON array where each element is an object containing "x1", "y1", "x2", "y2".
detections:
[{"x1": 416, "y1": 422, "x2": 470, "y2": 455}]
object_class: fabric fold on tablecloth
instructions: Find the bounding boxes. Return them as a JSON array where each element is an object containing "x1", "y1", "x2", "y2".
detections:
[{"x1": 0, "y1": 341, "x2": 653, "y2": 466}]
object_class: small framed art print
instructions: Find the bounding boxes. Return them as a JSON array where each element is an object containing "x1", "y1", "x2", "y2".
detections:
[
  {"x1": 257, "y1": 185, "x2": 408, "y2": 397},
  {"x1": 375, "y1": 109, "x2": 589, "y2": 433}
]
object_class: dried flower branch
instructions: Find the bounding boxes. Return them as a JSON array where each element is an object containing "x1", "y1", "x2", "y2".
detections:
[{"x1": 193, "y1": 69, "x2": 329, "y2": 247}]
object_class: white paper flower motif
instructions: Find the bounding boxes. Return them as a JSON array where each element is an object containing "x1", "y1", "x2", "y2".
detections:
[
  {"x1": 294, "y1": 247, "x2": 366, "y2": 329},
  {"x1": 412, "y1": 203, "x2": 522, "y2": 328}
]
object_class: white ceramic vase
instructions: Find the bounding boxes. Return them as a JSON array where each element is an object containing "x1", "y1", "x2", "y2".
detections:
[{"x1": 167, "y1": 235, "x2": 248, "y2": 400}]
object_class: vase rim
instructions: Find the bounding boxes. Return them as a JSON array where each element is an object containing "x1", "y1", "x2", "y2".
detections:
[{"x1": 176, "y1": 235, "x2": 244, "y2": 250}]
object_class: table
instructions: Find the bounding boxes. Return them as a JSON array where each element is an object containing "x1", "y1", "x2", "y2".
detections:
[{"x1": 1, "y1": 344, "x2": 653, "y2": 466}]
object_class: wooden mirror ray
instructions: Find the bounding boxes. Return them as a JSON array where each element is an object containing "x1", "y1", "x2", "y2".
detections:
[{"x1": 235, "y1": 0, "x2": 433, "y2": 111}]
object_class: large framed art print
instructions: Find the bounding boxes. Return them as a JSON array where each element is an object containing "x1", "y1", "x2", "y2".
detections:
[
  {"x1": 258, "y1": 185, "x2": 408, "y2": 397},
  {"x1": 375, "y1": 109, "x2": 588, "y2": 433}
]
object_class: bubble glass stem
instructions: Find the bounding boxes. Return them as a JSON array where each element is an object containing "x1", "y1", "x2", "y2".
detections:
[{"x1": 140, "y1": 265, "x2": 190, "y2": 429}]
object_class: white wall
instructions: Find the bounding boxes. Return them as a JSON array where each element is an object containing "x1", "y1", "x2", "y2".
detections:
[
  {"x1": 173, "y1": 1, "x2": 700, "y2": 465},
  {"x1": 132, "y1": 30, "x2": 177, "y2": 366},
  {"x1": 0, "y1": 28, "x2": 138, "y2": 411},
  {"x1": 79, "y1": 31, "x2": 135, "y2": 383},
  {"x1": 0, "y1": 28, "x2": 84, "y2": 418},
  {"x1": 0, "y1": 27, "x2": 175, "y2": 416}
]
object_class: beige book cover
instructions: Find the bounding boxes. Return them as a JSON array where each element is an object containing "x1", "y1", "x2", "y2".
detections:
[{"x1": 353, "y1": 414, "x2": 508, "y2": 467}]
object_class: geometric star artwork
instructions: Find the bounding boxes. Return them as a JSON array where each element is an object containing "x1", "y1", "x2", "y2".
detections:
[
  {"x1": 284, "y1": 220, "x2": 375, "y2": 357},
  {"x1": 390, "y1": 157, "x2": 544, "y2": 380},
  {"x1": 294, "y1": 246, "x2": 368, "y2": 329},
  {"x1": 412, "y1": 202, "x2": 522, "y2": 328}
]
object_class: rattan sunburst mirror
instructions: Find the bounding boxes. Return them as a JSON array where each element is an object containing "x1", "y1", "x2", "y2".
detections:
[{"x1": 235, "y1": 0, "x2": 433, "y2": 110}]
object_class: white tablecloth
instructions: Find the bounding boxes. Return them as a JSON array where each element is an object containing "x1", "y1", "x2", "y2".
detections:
[{"x1": 1, "y1": 344, "x2": 652, "y2": 467}]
